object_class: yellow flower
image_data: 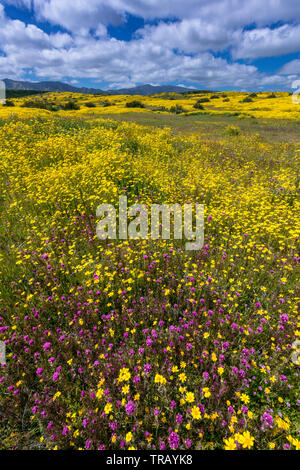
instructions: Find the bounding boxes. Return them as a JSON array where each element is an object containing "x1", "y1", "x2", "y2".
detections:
[
  {"x1": 211, "y1": 352, "x2": 217, "y2": 362},
  {"x1": 96, "y1": 388, "x2": 104, "y2": 399},
  {"x1": 126, "y1": 432, "x2": 132, "y2": 443},
  {"x1": 239, "y1": 431, "x2": 254, "y2": 449},
  {"x1": 154, "y1": 374, "x2": 167, "y2": 385},
  {"x1": 122, "y1": 385, "x2": 130, "y2": 395},
  {"x1": 191, "y1": 406, "x2": 201, "y2": 420},
  {"x1": 292, "y1": 439, "x2": 300, "y2": 450},
  {"x1": 52, "y1": 391, "x2": 61, "y2": 402},
  {"x1": 240, "y1": 394, "x2": 250, "y2": 404},
  {"x1": 202, "y1": 387, "x2": 211, "y2": 398},
  {"x1": 223, "y1": 437, "x2": 237, "y2": 450},
  {"x1": 275, "y1": 416, "x2": 290, "y2": 431},
  {"x1": 185, "y1": 392, "x2": 195, "y2": 403},
  {"x1": 104, "y1": 403, "x2": 112, "y2": 415},
  {"x1": 118, "y1": 367, "x2": 131, "y2": 382}
]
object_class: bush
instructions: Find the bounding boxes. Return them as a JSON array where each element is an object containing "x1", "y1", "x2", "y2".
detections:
[
  {"x1": 169, "y1": 104, "x2": 186, "y2": 114},
  {"x1": 210, "y1": 94, "x2": 220, "y2": 99},
  {"x1": 153, "y1": 106, "x2": 168, "y2": 112},
  {"x1": 223, "y1": 98, "x2": 230, "y2": 102},
  {"x1": 193, "y1": 102, "x2": 204, "y2": 110},
  {"x1": 266, "y1": 93, "x2": 276, "y2": 99},
  {"x1": 85, "y1": 102, "x2": 96, "y2": 108},
  {"x1": 225, "y1": 125, "x2": 241, "y2": 136},
  {"x1": 22, "y1": 98, "x2": 59, "y2": 111},
  {"x1": 196, "y1": 98, "x2": 210, "y2": 103},
  {"x1": 126, "y1": 100, "x2": 144, "y2": 108},
  {"x1": 241, "y1": 97, "x2": 253, "y2": 103},
  {"x1": 101, "y1": 100, "x2": 112, "y2": 107},
  {"x1": 4, "y1": 100, "x2": 15, "y2": 107},
  {"x1": 62, "y1": 100, "x2": 80, "y2": 110},
  {"x1": 22, "y1": 98, "x2": 81, "y2": 112}
]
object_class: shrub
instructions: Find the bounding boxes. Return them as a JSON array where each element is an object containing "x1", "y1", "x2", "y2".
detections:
[
  {"x1": 126, "y1": 100, "x2": 145, "y2": 108},
  {"x1": 225, "y1": 125, "x2": 241, "y2": 136},
  {"x1": 22, "y1": 98, "x2": 59, "y2": 111},
  {"x1": 169, "y1": 104, "x2": 186, "y2": 114},
  {"x1": 154, "y1": 106, "x2": 168, "y2": 112},
  {"x1": 193, "y1": 102, "x2": 204, "y2": 110},
  {"x1": 62, "y1": 100, "x2": 80, "y2": 110},
  {"x1": 85, "y1": 102, "x2": 96, "y2": 108},
  {"x1": 4, "y1": 100, "x2": 15, "y2": 107},
  {"x1": 241, "y1": 97, "x2": 253, "y2": 103},
  {"x1": 196, "y1": 98, "x2": 210, "y2": 103},
  {"x1": 101, "y1": 100, "x2": 112, "y2": 107}
]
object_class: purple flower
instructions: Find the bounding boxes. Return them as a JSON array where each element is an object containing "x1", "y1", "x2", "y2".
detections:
[
  {"x1": 52, "y1": 371, "x2": 60, "y2": 382},
  {"x1": 262, "y1": 412, "x2": 273, "y2": 428},
  {"x1": 43, "y1": 342, "x2": 51, "y2": 351},
  {"x1": 125, "y1": 401, "x2": 136, "y2": 415},
  {"x1": 280, "y1": 314, "x2": 289, "y2": 323},
  {"x1": 168, "y1": 432, "x2": 180, "y2": 450}
]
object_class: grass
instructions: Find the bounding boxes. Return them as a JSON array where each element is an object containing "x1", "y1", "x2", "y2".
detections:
[{"x1": 88, "y1": 111, "x2": 300, "y2": 143}]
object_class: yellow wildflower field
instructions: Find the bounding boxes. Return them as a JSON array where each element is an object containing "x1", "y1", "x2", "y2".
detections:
[
  {"x1": 0, "y1": 99, "x2": 299, "y2": 450},
  {"x1": 1, "y1": 90, "x2": 300, "y2": 120}
]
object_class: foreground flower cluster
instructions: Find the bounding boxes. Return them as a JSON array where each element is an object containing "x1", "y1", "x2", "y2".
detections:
[{"x1": 0, "y1": 116, "x2": 299, "y2": 450}]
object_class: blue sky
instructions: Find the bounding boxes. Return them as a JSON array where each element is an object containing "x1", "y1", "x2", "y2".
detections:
[{"x1": 1, "y1": 0, "x2": 300, "y2": 91}]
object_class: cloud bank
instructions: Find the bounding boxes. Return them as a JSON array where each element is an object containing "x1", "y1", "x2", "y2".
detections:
[{"x1": 1, "y1": 0, "x2": 300, "y2": 89}]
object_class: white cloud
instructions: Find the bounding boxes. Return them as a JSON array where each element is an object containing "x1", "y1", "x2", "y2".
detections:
[
  {"x1": 280, "y1": 59, "x2": 300, "y2": 74},
  {"x1": 33, "y1": 0, "x2": 125, "y2": 32},
  {"x1": 31, "y1": 0, "x2": 300, "y2": 27},
  {"x1": 0, "y1": 0, "x2": 300, "y2": 89},
  {"x1": 233, "y1": 24, "x2": 300, "y2": 59},
  {"x1": 136, "y1": 19, "x2": 233, "y2": 54}
]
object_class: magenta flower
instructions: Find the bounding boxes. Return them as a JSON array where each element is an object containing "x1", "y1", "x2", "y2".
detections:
[
  {"x1": 125, "y1": 401, "x2": 136, "y2": 415},
  {"x1": 52, "y1": 371, "x2": 60, "y2": 382},
  {"x1": 168, "y1": 432, "x2": 180, "y2": 449}
]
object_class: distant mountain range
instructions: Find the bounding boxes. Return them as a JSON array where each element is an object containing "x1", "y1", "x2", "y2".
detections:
[
  {"x1": 2, "y1": 79, "x2": 195, "y2": 96},
  {"x1": 108, "y1": 84, "x2": 195, "y2": 95}
]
